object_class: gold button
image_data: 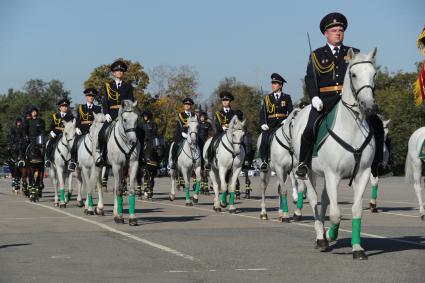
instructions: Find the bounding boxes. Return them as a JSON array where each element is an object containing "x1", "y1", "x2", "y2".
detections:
[
  {"x1": 336, "y1": 66, "x2": 339, "y2": 69},
  {"x1": 336, "y1": 74, "x2": 339, "y2": 77},
  {"x1": 336, "y1": 83, "x2": 339, "y2": 85}
]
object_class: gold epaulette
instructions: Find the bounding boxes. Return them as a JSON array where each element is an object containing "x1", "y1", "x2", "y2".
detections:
[
  {"x1": 79, "y1": 105, "x2": 89, "y2": 121},
  {"x1": 105, "y1": 82, "x2": 120, "y2": 101},
  {"x1": 178, "y1": 112, "x2": 189, "y2": 127},
  {"x1": 215, "y1": 111, "x2": 228, "y2": 125},
  {"x1": 311, "y1": 52, "x2": 334, "y2": 74},
  {"x1": 52, "y1": 113, "x2": 62, "y2": 127},
  {"x1": 264, "y1": 95, "x2": 275, "y2": 114}
]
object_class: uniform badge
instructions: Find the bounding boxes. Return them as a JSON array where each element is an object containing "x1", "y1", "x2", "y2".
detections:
[{"x1": 281, "y1": 101, "x2": 286, "y2": 107}]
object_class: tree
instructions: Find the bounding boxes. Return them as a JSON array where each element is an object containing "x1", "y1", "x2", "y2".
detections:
[{"x1": 84, "y1": 58, "x2": 150, "y2": 106}]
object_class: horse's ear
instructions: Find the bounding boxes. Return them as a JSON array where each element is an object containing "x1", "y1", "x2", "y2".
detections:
[
  {"x1": 133, "y1": 100, "x2": 138, "y2": 107},
  {"x1": 383, "y1": 119, "x2": 390, "y2": 127},
  {"x1": 368, "y1": 47, "x2": 377, "y2": 62},
  {"x1": 241, "y1": 119, "x2": 247, "y2": 128},
  {"x1": 347, "y1": 48, "x2": 356, "y2": 61}
]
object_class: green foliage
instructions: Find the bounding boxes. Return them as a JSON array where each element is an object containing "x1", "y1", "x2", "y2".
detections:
[
  {"x1": 375, "y1": 66, "x2": 423, "y2": 175},
  {"x1": 0, "y1": 79, "x2": 71, "y2": 162}
]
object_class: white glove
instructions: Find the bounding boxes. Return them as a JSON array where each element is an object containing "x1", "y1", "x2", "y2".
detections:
[
  {"x1": 105, "y1": 114, "x2": 112, "y2": 122},
  {"x1": 222, "y1": 126, "x2": 228, "y2": 131},
  {"x1": 50, "y1": 131, "x2": 56, "y2": 138},
  {"x1": 182, "y1": 132, "x2": 188, "y2": 138},
  {"x1": 261, "y1": 124, "x2": 269, "y2": 131},
  {"x1": 281, "y1": 119, "x2": 286, "y2": 125},
  {"x1": 76, "y1": 128, "x2": 82, "y2": 135},
  {"x1": 312, "y1": 96, "x2": 323, "y2": 111}
]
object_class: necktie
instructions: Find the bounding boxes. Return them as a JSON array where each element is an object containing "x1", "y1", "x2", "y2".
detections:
[
  {"x1": 334, "y1": 46, "x2": 339, "y2": 56},
  {"x1": 117, "y1": 82, "x2": 121, "y2": 89},
  {"x1": 275, "y1": 94, "x2": 279, "y2": 100}
]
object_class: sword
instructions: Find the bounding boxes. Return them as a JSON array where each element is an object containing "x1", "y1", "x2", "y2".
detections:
[{"x1": 307, "y1": 32, "x2": 320, "y2": 97}]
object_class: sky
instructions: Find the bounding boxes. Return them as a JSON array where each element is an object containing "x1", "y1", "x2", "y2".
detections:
[{"x1": 0, "y1": 0, "x2": 423, "y2": 105}]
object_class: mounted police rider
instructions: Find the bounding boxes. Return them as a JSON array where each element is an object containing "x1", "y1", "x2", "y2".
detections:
[
  {"x1": 24, "y1": 106, "x2": 45, "y2": 145},
  {"x1": 68, "y1": 88, "x2": 102, "y2": 171},
  {"x1": 140, "y1": 109, "x2": 159, "y2": 165},
  {"x1": 197, "y1": 111, "x2": 213, "y2": 169},
  {"x1": 45, "y1": 98, "x2": 74, "y2": 168},
  {"x1": 95, "y1": 59, "x2": 143, "y2": 167},
  {"x1": 205, "y1": 91, "x2": 243, "y2": 171},
  {"x1": 259, "y1": 73, "x2": 293, "y2": 171},
  {"x1": 9, "y1": 118, "x2": 26, "y2": 149},
  {"x1": 170, "y1": 97, "x2": 194, "y2": 170},
  {"x1": 295, "y1": 12, "x2": 384, "y2": 178}
]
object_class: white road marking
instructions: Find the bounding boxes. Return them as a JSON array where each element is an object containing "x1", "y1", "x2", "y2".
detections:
[
  {"x1": 235, "y1": 268, "x2": 268, "y2": 271},
  {"x1": 139, "y1": 199, "x2": 425, "y2": 248},
  {"x1": 29, "y1": 202, "x2": 200, "y2": 262}
]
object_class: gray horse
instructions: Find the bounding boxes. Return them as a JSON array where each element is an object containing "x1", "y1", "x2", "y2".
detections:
[
  {"x1": 203, "y1": 116, "x2": 246, "y2": 213},
  {"x1": 291, "y1": 49, "x2": 378, "y2": 260},
  {"x1": 169, "y1": 116, "x2": 201, "y2": 206}
]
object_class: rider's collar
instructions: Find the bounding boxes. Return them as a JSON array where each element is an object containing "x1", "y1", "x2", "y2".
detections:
[{"x1": 223, "y1": 107, "x2": 231, "y2": 112}]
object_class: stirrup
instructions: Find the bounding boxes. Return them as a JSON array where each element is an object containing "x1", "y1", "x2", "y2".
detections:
[
  {"x1": 295, "y1": 163, "x2": 308, "y2": 178},
  {"x1": 95, "y1": 156, "x2": 104, "y2": 167},
  {"x1": 67, "y1": 162, "x2": 76, "y2": 172},
  {"x1": 44, "y1": 160, "x2": 51, "y2": 168},
  {"x1": 204, "y1": 163, "x2": 212, "y2": 171},
  {"x1": 260, "y1": 162, "x2": 268, "y2": 172}
]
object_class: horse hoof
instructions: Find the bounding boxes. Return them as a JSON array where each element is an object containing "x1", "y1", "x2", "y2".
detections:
[
  {"x1": 59, "y1": 203, "x2": 66, "y2": 209},
  {"x1": 293, "y1": 213, "x2": 302, "y2": 222},
  {"x1": 95, "y1": 208, "x2": 105, "y2": 216},
  {"x1": 129, "y1": 218, "x2": 138, "y2": 226},
  {"x1": 421, "y1": 215, "x2": 425, "y2": 221},
  {"x1": 77, "y1": 201, "x2": 84, "y2": 208},
  {"x1": 87, "y1": 210, "x2": 94, "y2": 216},
  {"x1": 371, "y1": 207, "x2": 378, "y2": 213},
  {"x1": 315, "y1": 239, "x2": 329, "y2": 252},
  {"x1": 213, "y1": 207, "x2": 221, "y2": 212},
  {"x1": 193, "y1": 198, "x2": 198, "y2": 204},
  {"x1": 53, "y1": 202, "x2": 59, "y2": 207},
  {"x1": 260, "y1": 214, "x2": 268, "y2": 220},
  {"x1": 352, "y1": 250, "x2": 368, "y2": 260},
  {"x1": 185, "y1": 202, "x2": 193, "y2": 207},
  {"x1": 279, "y1": 216, "x2": 290, "y2": 223},
  {"x1": 84, "y1": 209, "x2": 88, "y2": 215},
  {"x1": 114, "y1": 216, "x2": 124, "y2": 224},
  {"x1": 169, "y1": 194, "x2": 175, "y2": 201},
  {"x1": 229, "y1": 208, "x2": 236, "y2": 214},
  {"x1": 220, "y1": 202, "x2": 228, "y2": 208}
]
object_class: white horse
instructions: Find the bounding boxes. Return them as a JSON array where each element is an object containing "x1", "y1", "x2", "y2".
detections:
[
  {"x1": 89, "y1": 100, "x2": 140, "y2": 225},
  {"x1": 257, "y1": 114, "x2": 297, "y2": 222},
  {"x1": 169, "y1": 116, "x2": 201, "y2": 206},
  {"x1": 203, "y1": 116, "x2": 246, "y2": 213},
  {"x1": 73, "y1": 118, "x2": 105, "y2": 215},
  {"x1": 49, "y1": 120, "x2": 76, "y2": 208},
  {"x1": 292, "y1": 48, "x2": 378, "y2": 260},
  {"x1": 405, "y1": 127, "x2": 425, "y2": 220}
]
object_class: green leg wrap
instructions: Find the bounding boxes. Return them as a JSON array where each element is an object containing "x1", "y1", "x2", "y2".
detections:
[
  {"x1": 281, "y1": 194, "x2": 289, "y2": 213},
  {"x1": 229, "y1": 192, "x2": 235, "y2": 205},
  {"x1": 129, "y1": 194, "x2": 135, "y2": 215},
  {"x1": 184, "y1": 187, "x2": 190, "y2": 201},
  {"x1": 195, "y1": 181, "x2": 201, "y2": 194},
  {"x1": 116, "y1": 195, "x2": 123, "y2": 215},
  {"x1": 59, "y1": 189, "x2": 65, "y2": 202},
  {"x1": 328, "y1": 223, "x2": 340, "y2": 241},
  {"x1": 351, "y1": 218, "x2": 362, "y2": 246},
  {"x1": 87, "y1": 193, "x2": 93, "y2": 207},
  {"x1": 221, "y1": 191, "x2": 228, "y2": 204},
  {"x1": 297, "y1": 192, "x2": 304, "y2": 209},
  {"x1": 371, "y1": 185, "x2": 378, "y2": 200}
]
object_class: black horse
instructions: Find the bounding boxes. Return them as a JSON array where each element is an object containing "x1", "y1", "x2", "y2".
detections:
[
  {"x1": 7, "y1": 140, "x2": 29, "y2": 194},
  {"x1": 25, "y1": 136, "x2": 46, "y2": 202}
]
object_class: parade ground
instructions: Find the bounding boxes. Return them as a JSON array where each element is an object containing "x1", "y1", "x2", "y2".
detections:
[{"x1": 0, "y1": 175, "x2": 424, "y2": 283}]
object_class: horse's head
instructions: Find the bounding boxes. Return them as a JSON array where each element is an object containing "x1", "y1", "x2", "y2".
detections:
[
  {"x1": 227, "y1": 116, "x2": 246, "y2": 155},
  {"x1": 344, "y1": 48, "x2": 378, "y2": 115},
  {"x1": 118, "y1": 100, "x2": 139, "y2": 145},
  {"x1": 62, "y1": 119, "x2": 77, "y2": 148},
  {"x1": 187, "y1": 115, "x2": 199, "y2": 146}
]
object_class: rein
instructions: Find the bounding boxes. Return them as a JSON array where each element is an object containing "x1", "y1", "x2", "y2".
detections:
[
  {"x1": 325, "y1": 60, "x2": 376, "y2": 186},
  {"x1": 56, "y1": 135, "x2": 74, "y2": 163}
]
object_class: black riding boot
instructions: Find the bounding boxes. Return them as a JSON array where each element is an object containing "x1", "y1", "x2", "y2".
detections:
[
  {"x1": 95, "y1": 125, "x2": 107, "y2": 167},
  {"x1": 259, "y1": 132, "x2": 269, "y2": 171},
  {"x1": 204, "y1": 143, "x2": 215, "y2": 171},
  {"x1": 170, "y1": 143, "x2": 179, "y2": 169},
  {"x1": 44, "y1": 139, "x2": 54, "y2": 168},
  {"x1": 296, "y1": 136, "x2": 314, "y2": 178},
  {"x1": 68, "y1": 135, "x2": 80, "y2": 171}
]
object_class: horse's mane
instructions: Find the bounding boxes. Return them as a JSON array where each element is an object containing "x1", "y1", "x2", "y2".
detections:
[{"x1": 229, "y1": 116, "x2": 244, "y2": 130}]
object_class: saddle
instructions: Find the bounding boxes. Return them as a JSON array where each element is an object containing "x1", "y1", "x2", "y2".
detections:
[
  {"x1": 312, "y1": 104, "x2": 339, "y2": 157},
  {"x1": 419, "y1": 140, "x2": 425, "y2": 159}
]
